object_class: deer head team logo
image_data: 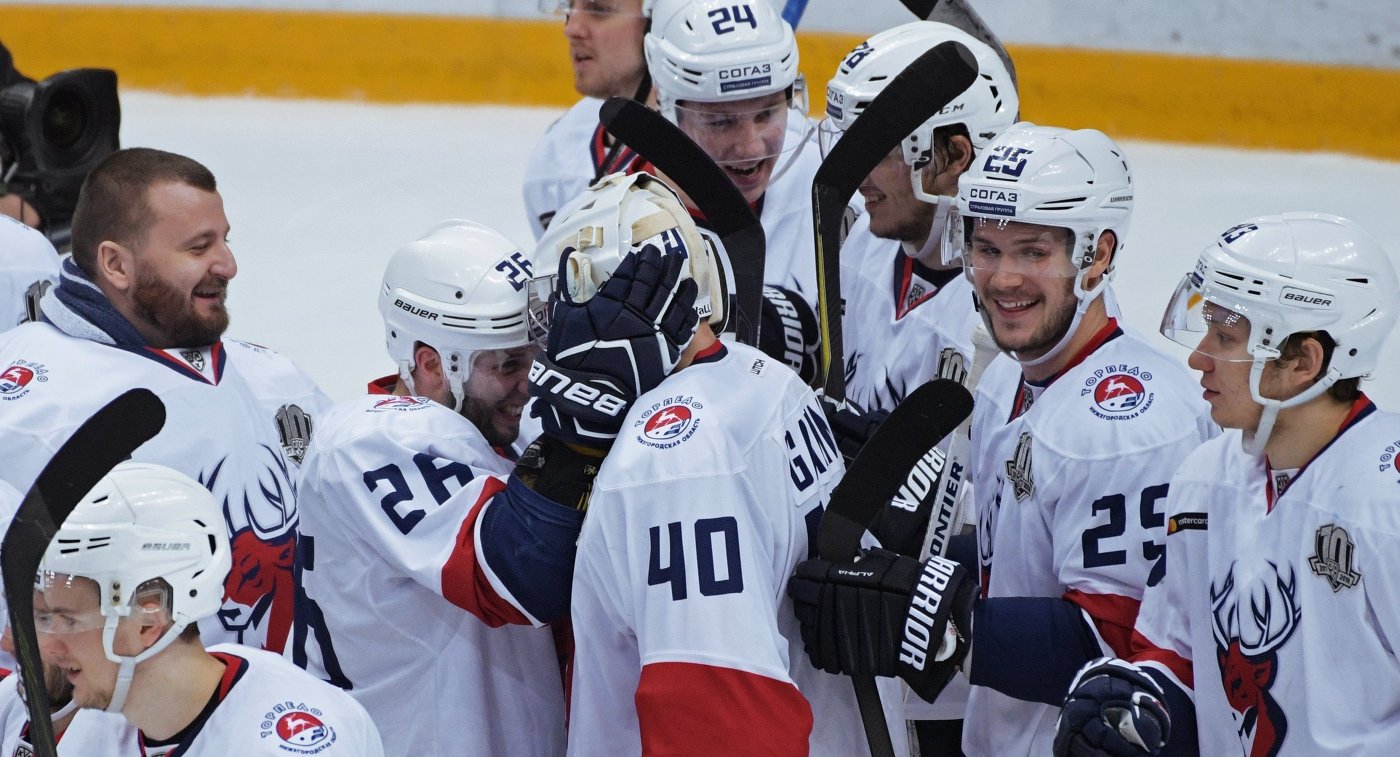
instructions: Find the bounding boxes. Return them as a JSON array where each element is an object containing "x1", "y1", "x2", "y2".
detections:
[
  {"x1": 208, "y1": 444, "x2": 299, "y2": 652},
  {"x1": 1211, "y1": 561, "x2": 1300, "y2": 757}
]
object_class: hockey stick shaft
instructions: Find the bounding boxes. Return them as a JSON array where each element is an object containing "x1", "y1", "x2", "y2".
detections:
[
  {"x1": 817, "y1": 378, "x2": 973, "y2": 757},
  {"x1": 900, "y1": 0, "x2": 1018, "y2": 87},
  {"x1": 600, "y1": 97, "x2": 766, "y2": 347},
  {"x1": 2, "y1": 389, "x2": 165, "y2": 757},
  {"x1": 812, "y1": 40, "x2": 979, "y2": 403},
  {"x1": 781, "y1": 0, "x2": 811, "y2": 28}
]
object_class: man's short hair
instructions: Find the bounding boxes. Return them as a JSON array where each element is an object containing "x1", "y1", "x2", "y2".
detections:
[{"x1": 69, "y1": 147, "x2": 217, "y2": 276}]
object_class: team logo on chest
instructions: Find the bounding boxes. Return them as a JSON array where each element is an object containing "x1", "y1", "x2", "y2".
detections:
[
  {"x1": 1376, "y1": 438, "x2": 1400, "y2": 485},
  {"x1": 1004, "y1": 432, "x2": 1034, "y2": 501},
  {"x1": 634, "y1": 395, "x2": 703, "y2": 449},
  {"x1": 370, "y1": 396, "x2": 431, "y2": 412},
  {"x1": 0, "y1": 360, "x2": 47, "y2": 400},
  {"x1": 1211, "y1": 561, "x2": 1300, "y2": 757},
  {"x1": 262, "y1": 703, "x2": 337, "y2": 753},
  {"x1": 1081, "y1": 364, "x2": 1156, "y2": 420},
  {"x1": 1309, "y1": 524, "x2": 1362, "y2": 592}
]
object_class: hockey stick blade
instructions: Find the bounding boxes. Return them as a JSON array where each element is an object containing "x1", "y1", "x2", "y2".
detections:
[
  {"x1": 812, "y1": 40, "x2": 978, "y2": 402},
  {"x1": 817, "y1": 378, "x2": 972, "y2": 757},
  {"x1": 2, "y1": 388, "x2": 166, "y2": 757},
  {"x1": 599, "y1": 97, "x2": 766, "y2": 347},
  {"x1": 900, "y1": 0, "x2": 1019, "y2": 87}
]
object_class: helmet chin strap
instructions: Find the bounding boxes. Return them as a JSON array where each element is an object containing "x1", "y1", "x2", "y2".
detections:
[
  {"x1": 100, "y1": 617, "x2": 188, "y2": 715},
  {"x1": 1243, "y1": 360, "x2": 1340, "y2": 456}
]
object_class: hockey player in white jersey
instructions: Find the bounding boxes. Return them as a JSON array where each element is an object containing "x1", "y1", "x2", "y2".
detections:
[
  {"x1": 291, "y1": 220, "x2": 571, "y2": 756},
  {"x1": 0, "y1": 213, "x2": 58, "y2": 331},
  {"x1": 1056, "y1": 213, "x2": 1400, "y2": 757},
  {"x1": 525, "y1": 0, "x2": 652, "y2": 237},
  {"x1": 0, "y1": 623, "x2": 140, "y2": 755},
  {"x1": 823, "y1": 21, "x2": 1017, "y2": 420},
  {"x1": 646, "y1": 0, "x2": 830, "y2": 310},
  {"x1": 788, "y1": 123, "x2": 1217, "y2": 756},
  {"x1": 30, "y1": 462, "x2": 382, "y2": 755},
  {"x1": 531, "y1": 171, "x2": 907, "y2": 755},
  {"x1": 0, "y1": 148, "x2": 330, "y2": 654}
]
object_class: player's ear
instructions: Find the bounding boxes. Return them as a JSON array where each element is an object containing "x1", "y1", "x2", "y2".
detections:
[{"x1": 97, "y1": 240, "x2": 135, "y2": 292}]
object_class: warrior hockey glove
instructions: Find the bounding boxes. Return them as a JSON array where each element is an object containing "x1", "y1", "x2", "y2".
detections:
[
  {"x1": 787, "y1": 547, "x2": 975, "y2": 703},
  {"x1": 1054, "y1": 658, "x2": 1170, "y2": 757},
  {"x1": 759, "y1": 286, "x2": 820, "y2": 386},
  {"x1": 529, "y1": 244, "x2": 699, "y2": 449}
]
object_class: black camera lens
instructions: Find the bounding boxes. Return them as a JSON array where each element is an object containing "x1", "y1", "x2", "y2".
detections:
[{"x1": 43, "y1": 84, "x2": 87, "y2": 151}]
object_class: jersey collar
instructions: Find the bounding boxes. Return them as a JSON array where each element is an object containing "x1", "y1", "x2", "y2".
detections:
[
  {"x1": 1009, "y1": 318, "x2": 1122, "y2": 422},
  {"x1": 1264, "y1": 394, "x2": 1376, "y2": 512}
]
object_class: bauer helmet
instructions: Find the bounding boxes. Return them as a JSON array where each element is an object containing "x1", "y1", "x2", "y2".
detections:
[
  {"x1": 821, "y1": 21, "x2": 1018, "y2": 170},
  {"x1": 1161, "y1": 213, "x2": 1400, "y2": 450},
  {"x1": 950, "y1": 123, "x2": 1133, "y2": 366},
  {"x1": 645, "y1": 0, "x2": 801, "y2": 115},
  {"x1": 529, "y1": 171, "x2": 729, "y2": 340},
  {"x1": 36, "y1": 462, "x2": 231, "y2": 713},
  {"x1": 379, "y1": 220, "x2": 539, "y2": 411}
]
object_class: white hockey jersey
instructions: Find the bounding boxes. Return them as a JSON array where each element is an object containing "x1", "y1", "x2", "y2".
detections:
[
  {"x1": 292, "y1": 391, "x2": 566, "y2": 757},
  {"x1": 567, "y1": 341, "x2": 908, "y2": 757},
  {"x1": 0, "y1": 674, "x2": 139, "y2": 756},
  {"x1": 0, "y1": 216, "x2": 58, "y2": 331},
  {"x1": 839, "y1": 213, "x2": 978, "y2": 416},
  {"x1": 0, "y1": 323, "x2": 330, "y2": 653},
  {"x1": 1132, "y1": 399, "x2": 1400, "y2": 756},
  {"x1": 964, "y1": 319, "x2": 1217, "y2": 756},
  {"x1": 134, "y1": 645, "x2": 382, "y2": 756}
]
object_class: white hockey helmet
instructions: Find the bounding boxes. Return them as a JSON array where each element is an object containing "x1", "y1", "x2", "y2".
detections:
[
  {"x1": 36, "y1": 462, "x2": 231, "y2": 712},
  {"x1": 529, "y1": 171, "x2": 728, "y2": 337},
  {"x1": 1161, "y1": 213, "x2": 1399, "y2": 449},
  {"x1": 379, "y1": 220, "x2": 538, "y2": 411},
  {"x1": 644, "y1": 0, "x2": 802, "y2": 119},
  {"x1": 950, "y1": 123, "x2": 1133, "y2": 366},
  {"x1": 821, "y1": 22, "x2": 1019, "y2": 166}
]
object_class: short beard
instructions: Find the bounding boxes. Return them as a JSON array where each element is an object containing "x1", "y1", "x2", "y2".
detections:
[
  {"x1": 871, "y1": 201, "x2": 934, "y2": 245},
  {"x1": 461, "y1": 394, "x2": 516, "y2": 448},
  {"x1": 131, "y1": 270, "x2": 230, "y2": 348},
  {"x1": 990, "y1": 296, "x2": 1079, "y2": 361}
]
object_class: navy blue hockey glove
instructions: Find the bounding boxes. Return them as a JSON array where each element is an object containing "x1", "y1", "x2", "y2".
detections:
[
  {"x1": 1054, "y1": 658, "x2": 1170, "y2": 757},
  {"x1": 759, "y1": 286, "x2": 819, "y2": 386},
  {"x1": 529, "y1": 244, "x2": 699, "y2": 449},
  {"x1": 787, "y1": 547, "x2": 975, "y2": 703}
]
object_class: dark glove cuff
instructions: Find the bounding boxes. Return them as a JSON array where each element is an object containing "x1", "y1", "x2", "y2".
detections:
[{"x1": 513, "y1": 434, "x2": 606, "y2": 512}]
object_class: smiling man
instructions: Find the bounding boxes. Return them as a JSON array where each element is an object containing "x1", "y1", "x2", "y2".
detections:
[{"x1": 0, "y1": 147, "x2": 329, "y2": 656}]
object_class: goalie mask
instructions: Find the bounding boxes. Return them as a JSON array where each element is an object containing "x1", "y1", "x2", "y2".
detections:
[
  {"x1": 528, "y1": 171, "x2": 729, "y2": 341},
  {"x1": 1160, "y1": 212, "x2": 1399, "y2": 453},
  {"x1": 822, "y1": 21, "x2": 1019, "y2": 252},
  {"x1": 949, "y1": 122, "x2": 1133, "y2": 368},
  {"x1": 379, "y1": 220, "x2": 540, "y2": 413},
  {"x1": 35, "y1": 462, "x2": 231, "y2": 714}
]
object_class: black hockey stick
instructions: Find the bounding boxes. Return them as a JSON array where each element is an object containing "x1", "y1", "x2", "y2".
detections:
[
  {"x1": 599, "y1": 97, "x2": 766, "y2": 347},
  {"x1": 813, "y1": 40, "x2": 978, "y2": 403},
  {"x1": 3, "y1": 389, "x2": 166, "y2": 757},
  {"x1": 898, "y1": 0, "x2": 1018, "y2": 87},
  {"x1": 818, "y1": 378, "x2": 974, "y2": 757}
]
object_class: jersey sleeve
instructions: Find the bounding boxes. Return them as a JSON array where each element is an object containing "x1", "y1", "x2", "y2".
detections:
[
  {"x1": 304, "y1": 413, "x2": 580, "y2": 628},
  {"x1": 573, "y1": 470, "x2": 812, "y2": 755}
]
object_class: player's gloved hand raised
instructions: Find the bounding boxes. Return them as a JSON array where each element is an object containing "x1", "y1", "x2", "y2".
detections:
[
  {"x1": 1053, "y1": 658, "x2": 1170, "y2": 757},
  {"x1": 786, "y1": 547, "x2": 975, "y2": 702},
  {"x1": 529, "y1": 243, "x2": 699, "y2": 449}
]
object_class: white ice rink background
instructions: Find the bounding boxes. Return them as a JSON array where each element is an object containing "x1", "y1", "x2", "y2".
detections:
[{"x1": 123, "y1": 92, "x2": 1400, "y2": 409}]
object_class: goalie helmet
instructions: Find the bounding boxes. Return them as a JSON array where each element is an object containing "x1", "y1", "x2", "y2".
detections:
[
  {"x1": 529, "y1": 171, "x2": 729, "y2": 338},
  {"x1": 1161, "y1": 213, "x2": 1399, "y2": 449},
  {"x1": 822, "y1": 21, "x2": 1018, "y2": 165},
  {"x1": 379, "y1": 220, "x2": 537, "y2": 410},
  {"x1": 36, "y1": 461, "x2": 230, "y2": 711},
  {"x1": 644, "y1": 0, "x2": 801, "y2": 120}
]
